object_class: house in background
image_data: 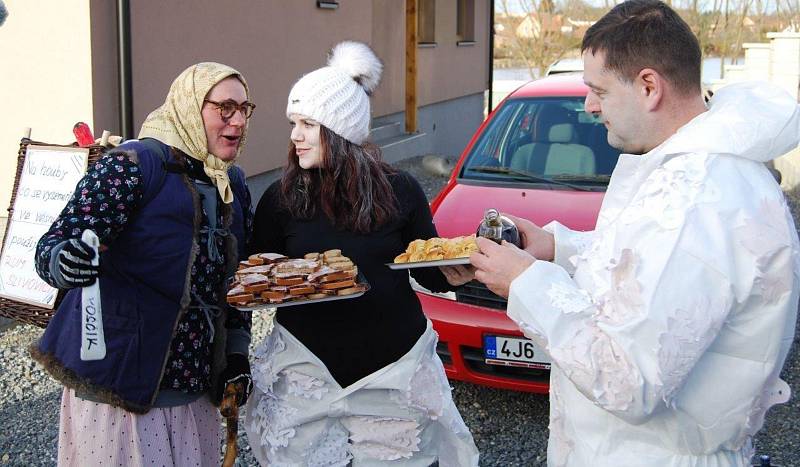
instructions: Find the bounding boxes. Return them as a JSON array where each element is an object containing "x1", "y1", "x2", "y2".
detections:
[
  {"x1": 515, "y1": 12, "x2": 564, "y2": 39},
  {"x1": 0, "y1": 0, "x2": 490, "y2": 210},
  {"x1": 562, "y1": 18, "x2": 594, "y2": 36}
]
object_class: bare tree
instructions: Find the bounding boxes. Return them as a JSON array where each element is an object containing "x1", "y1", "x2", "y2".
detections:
[
  {"x1": 680, "y1": 0, "x2": 725, "y2": 56},
  {"x1": 496, "y1": 0, "x2": 585, "y2": 79},
  {"x1": 495, "y1": 0, "x2": 795, "y2": 83},
  {"x1": 676, "y1": 0, "x2": 771, "y2": 78},
  {"x1": 776, "y1": 0, "x2": 800, "y2": 31}
]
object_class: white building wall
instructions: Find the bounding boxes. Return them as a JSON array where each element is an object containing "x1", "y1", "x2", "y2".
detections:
[
  {"x1": 723, "y1": 65, "x2": 747, "y2": 84},
  {"x1": 0, "y1": 0, "x2": 94, "y2": 221},
  {"x1": 761, "y1": 33, "x2": 800, "y2": 189},
  {"x1": 743, "y1": 43, "x2": 771, "y2": 81},
  {"x1": 766, "y1": 32, "x2": 800, "y2": 100}
]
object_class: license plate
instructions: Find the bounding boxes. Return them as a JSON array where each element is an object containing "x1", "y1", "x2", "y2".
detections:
[{"x1": 483, "y1": 335, "x2": 551, "y2": 370}]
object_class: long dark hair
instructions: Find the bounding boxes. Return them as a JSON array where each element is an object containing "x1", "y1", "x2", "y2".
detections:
[{"x1": 280, "y1": 125, "x2": 398, "y2": 234}]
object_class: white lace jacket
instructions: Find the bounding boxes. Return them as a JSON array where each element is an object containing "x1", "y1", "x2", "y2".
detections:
[{"x1": 507, "y1": 82, "x2": 800, "y2": 467}]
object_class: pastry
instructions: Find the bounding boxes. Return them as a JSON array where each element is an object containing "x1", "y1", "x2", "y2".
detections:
[{"x1": 394, "y1": 235, "x2": 478, "y2": 263}]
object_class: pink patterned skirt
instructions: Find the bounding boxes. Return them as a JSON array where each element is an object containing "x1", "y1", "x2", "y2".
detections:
[{"x1": 57, "y1": 388, "x2": 221, "y2": 467}]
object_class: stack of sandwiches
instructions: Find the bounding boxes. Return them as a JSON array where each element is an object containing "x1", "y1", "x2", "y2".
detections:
[{"x1": 227, "y1": 249, "x2": 364, "y2": 307}]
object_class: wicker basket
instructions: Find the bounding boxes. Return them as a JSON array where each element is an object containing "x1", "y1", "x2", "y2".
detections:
[{"x1": 0, "y1": 138, "x2": 105, "y2": 328}]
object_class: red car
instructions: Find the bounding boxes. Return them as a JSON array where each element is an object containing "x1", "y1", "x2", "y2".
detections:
[{"x1": 418, "y1": 73, "x2": 622, "y2": 393}]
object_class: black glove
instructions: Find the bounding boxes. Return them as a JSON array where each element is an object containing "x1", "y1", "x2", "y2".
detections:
[
  {"x1": 215, "y1": 353, "x2": 252, "y2": 407},
  {"x1": 52, "y1": 239, "x2": 99, "y2": 288}
]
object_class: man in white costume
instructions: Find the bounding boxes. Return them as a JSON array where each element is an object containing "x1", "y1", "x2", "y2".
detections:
[{"x1": 471, "y1": 1, "x2": 800, "y2": 466}]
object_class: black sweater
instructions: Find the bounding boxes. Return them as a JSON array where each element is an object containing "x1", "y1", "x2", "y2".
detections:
[{"x1": 250, "y1": 170, "x2": 451, "y2": 387}]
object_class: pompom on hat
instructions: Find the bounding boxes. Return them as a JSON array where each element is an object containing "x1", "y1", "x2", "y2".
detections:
[{"x1": 286, "y1": 41, "x2": 382, "y2": 145}]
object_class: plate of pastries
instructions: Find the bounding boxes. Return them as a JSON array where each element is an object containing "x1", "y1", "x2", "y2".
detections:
[
  {"x1": 388, "y1": 235, "x2": 478, "y2": 269},
  {"x1": 226, "y1": 249, "x2": 368, "y2": 310}
]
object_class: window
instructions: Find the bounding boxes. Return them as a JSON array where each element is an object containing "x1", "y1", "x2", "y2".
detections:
[
  {"x1": 461, "y1": 97, "x2": 621, "y2": 184},
  {"x1": 418, "y1": 0, "x2": 436, "y2": 44},
  {"x1": 457, "y1": 0, "x2": 475, "y2": 43}
]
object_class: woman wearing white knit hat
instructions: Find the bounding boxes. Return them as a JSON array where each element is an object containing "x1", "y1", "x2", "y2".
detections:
[{"x1": 245, "y1": 41, "x2": 479, "y2": 466}]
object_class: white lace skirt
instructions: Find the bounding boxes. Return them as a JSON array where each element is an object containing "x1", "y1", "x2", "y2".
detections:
[{"x1": 244, "y1": 320, "x2": 479, "y2": 467}]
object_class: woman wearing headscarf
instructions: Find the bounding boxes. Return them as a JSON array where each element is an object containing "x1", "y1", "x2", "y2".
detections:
[
  {"x1": 245, "y1": 41, "x2": 479, "y2": 466},
  {"x1": 31, "y1": 62, "x2": 255, "y2": 466}
]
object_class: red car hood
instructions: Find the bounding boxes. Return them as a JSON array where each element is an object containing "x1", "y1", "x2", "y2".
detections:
[{"x1": 432, "y1": 182, "x2": 605, "y2": 237}]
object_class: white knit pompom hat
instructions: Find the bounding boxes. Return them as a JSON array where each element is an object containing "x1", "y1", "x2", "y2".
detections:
[{"x1": 286, "y1": 41, "x2": 383, "y2": 145}]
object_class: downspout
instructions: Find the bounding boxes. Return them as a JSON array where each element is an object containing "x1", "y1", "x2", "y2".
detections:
[
  {"x1": 116, "y1": 0, "x2": 133, "y2": 139},
  {"x1": 487, "y1": 0, "x2": 495, "y2": 115}
]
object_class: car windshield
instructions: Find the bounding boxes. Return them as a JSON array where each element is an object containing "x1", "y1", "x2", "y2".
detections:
[{"x1": 461, "y1": 97, "x2": 621, "y2": 189}]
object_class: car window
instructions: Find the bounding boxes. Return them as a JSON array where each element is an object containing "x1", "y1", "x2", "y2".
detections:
[{"x1": 461, "y1": 97, "x2": 621, "y2": 188}]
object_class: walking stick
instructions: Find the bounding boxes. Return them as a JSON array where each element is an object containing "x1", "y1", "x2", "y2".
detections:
[{"x1": 220, "y1": 381, "x2": 244, "y2": 467}]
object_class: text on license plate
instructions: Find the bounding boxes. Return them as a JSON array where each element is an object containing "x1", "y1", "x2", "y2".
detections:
[{"x1": 483, "y1": 335, "x2": 551, "y2": 370}]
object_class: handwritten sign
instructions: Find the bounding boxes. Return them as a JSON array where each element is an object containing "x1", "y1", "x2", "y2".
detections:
[{"x1": 0, "y1": 145, "x2": 89, "y2": 308}]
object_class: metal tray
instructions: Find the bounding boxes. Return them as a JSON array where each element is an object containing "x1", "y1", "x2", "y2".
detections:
[
  {"x1": 234, "y1": 274, "x2": 369, "y2": 311},
  {"x1": 385, "y1": 257, "x2": 471, "y2": 270}
]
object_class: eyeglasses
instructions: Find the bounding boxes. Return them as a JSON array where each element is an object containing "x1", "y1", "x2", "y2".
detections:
[{"x1": 203, "y1": 99, "x2": 256, "y2": 121}]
